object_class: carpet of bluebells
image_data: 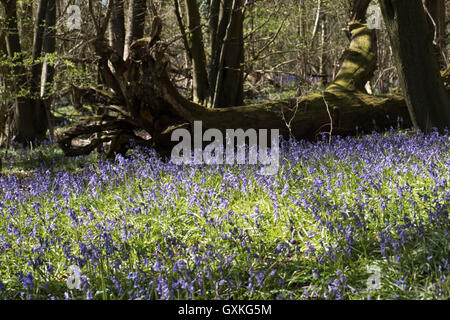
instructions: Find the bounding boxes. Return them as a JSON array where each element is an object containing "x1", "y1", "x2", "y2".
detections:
[{"x1": 0, "y1": 129, "x2": 449, "y2": 300}]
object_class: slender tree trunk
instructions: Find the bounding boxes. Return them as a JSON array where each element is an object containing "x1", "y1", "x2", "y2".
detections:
[
  {"x1": 311, "y1": 0, "x2": 322, "y2": 42},
  {"x1": 319, "y1": 15, "x2": 327, "y2": 87},
  {"x1": 42, "y1": 0, "x2": 56, "y2": 85},
  {"x1": 124, "y1": 0, "x2": 147, "y2": 59},
  {"x1": 108, "y1": 0, "x2": 125, "y2": 58},
  {"x1": 297, "y1": 0, "x2": 308, "y2": 88},
  {"x1": 208, "y1": 0, "x2": 221, "y2": 94},
  {"x1": 31, "y1": 0, "x2": 48, "y2": 97},
  {"x1": 173, "y1": 0, "x2": 192, "y2": 63},
  {"x1": 41, "y1": 0, "x2": 56, "y2": 138},
  {"x1": 380, "y1": 0, "x2": 450, "y2": 132},
  {"x1": 184, "y1": 0, "x2": 210, "y2": 105},
  {"x1": 212, "y1": 0, "x2": 244, "y2": 108}
]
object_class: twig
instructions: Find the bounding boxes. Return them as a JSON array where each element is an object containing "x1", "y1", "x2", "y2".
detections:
[
  {"x1": 422, "y1": 1, "x2": 438, "y2": 46},
  {"x1": 280, "y1": 99, "x2": 301, "y2": 140},
  {"x1": 322, "y1": 91, "x2": 333, "y2": 144}
]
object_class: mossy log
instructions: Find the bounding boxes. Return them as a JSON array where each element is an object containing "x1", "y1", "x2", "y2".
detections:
[
  {"x1": 58, "y1": 21, "x2": 413, "y2": 157},
  {"x1": 145, "y1": 22, "x2": 411, "y2": 153}
]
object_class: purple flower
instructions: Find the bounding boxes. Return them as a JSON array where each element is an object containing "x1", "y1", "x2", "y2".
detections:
[
  {"x1": 255, "y1": 272, "x2": 265, "y2": 287},
  {"x1": 23, "y1": 272, "x2": 33, "y2": 290},
  {"x1": 247, "y1": 280, "x2": 254, "y2": 294},
  {"x1": 153, "y1": 261, "x2": 163, "y2": 272},
  {"x1": 396, "y1": 279, "x2": 407, "y2": 291}
]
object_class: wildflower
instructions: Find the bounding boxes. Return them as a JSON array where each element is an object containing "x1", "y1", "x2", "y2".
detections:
[
  {"x1": 396, "y1": 279, "x2": 407, "y2": 291},
  {"x1": 23, "y1": 272, "x2": 33, "y2": 291},
  {"x1": 247, "y1": 280, "x2": 254, "y2": 294},
  {"x1": 255, "y1": 272, "x2": 265, "y2": 287}
]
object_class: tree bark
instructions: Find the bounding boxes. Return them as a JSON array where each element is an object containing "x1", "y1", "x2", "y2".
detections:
[
  {"x1": 41, "y1": 0, "x2": 56, "y2": 138},
  {"x1": 318, "y1": 15, "x2": 327, "y2": 87},
  {"x1": 209, "y1": 0, "x2": 224, "y2": 96},
  {"x1": 184, "y1": 0, "x2": 210, "y2": 105},
  {"x1": 41, "y1": 0, "x2": 56, "y2": 97},
  {"x1": 124, "y1": 0, "x2": 147, "y2": 59},
  {"x1": 31, "y1": 0, "x2": 48, "y2": 97},
  {"x1": 212, "y1": 0, "x2": 245, "y2": 108},
  {"x1": 311, "y1": 0, "x2": 322, "y2": 42},
  {"x1": 173, "y1": 0, "x2": 192, "y2": 64},
  {"x1": 108, "y1": 0, "x2": 125, "y2": 58},
  {"x1": 379, "y1": 0, "x2": 450, "y2": 132}
]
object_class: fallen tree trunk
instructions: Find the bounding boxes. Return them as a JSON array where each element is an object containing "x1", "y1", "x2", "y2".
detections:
[
  {"x1": 134, "y1": 21, "x2": 412, "y2": 154},
  {"x1": 58, "y1": 20, "x2": 413, "y2": 157}
]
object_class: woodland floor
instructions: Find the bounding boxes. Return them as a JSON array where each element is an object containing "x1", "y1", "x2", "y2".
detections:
[{"x1": 0, "y1": 125, "x2": 448, "y2": 300}]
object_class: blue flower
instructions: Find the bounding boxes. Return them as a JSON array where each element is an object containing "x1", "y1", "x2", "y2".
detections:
[{"x1": 23, "y1": 272, "x2": 33, "y2": 290}]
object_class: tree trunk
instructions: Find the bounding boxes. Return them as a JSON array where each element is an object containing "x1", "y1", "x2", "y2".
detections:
[
  {"x1": 156, "y1": 23, "x2": 389, "y2": 141},
  {"x1": 173, "y1": 0, "x2": 192, "y2": 65},
  {"x1": 41, "y1": 0, "x2": 56, "y2": 138},
  {"x1": 31, "y1": 0, "x2": 48, "y2": 97},
  {"x1": 212, "y1": 0, "x2": 245, "y2": 108},
  {"x1": 318, "y1": 15, "x2": 327, "y2": 87},
  {"x1": 108, "y1": 0, "x2": 125, "y2": 58},
  {"x1": 41, "y1": 0, "x2": 56, "y2": 97},
  {"x1": 184, "y1": 0, "x2": 210, "y2": 105},
  {"x1": 209, "y1": 0, "x2": 223, "y2": 96},
  {"x1": 379, "y1": 0, "x2": 450, "y2": 132},
  {"x1": 311, "y1": 0, "x2": 322, "y2": 42},
  {"x1": 124, "y1": 0, "x2": 147, "y2": 59}
]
